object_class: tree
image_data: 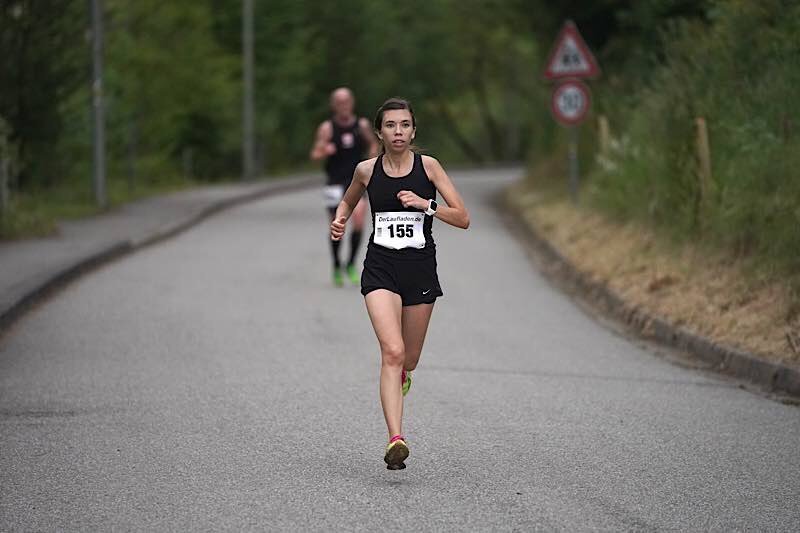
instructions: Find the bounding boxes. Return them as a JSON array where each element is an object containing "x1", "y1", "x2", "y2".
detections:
[{"x1": 0, "y1": 1, "x2": 85, "y2": 188}]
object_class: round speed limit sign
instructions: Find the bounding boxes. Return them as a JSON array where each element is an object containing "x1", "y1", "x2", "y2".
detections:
[{"x1": 551, "y1": 80, "x2": 591, "y2": 125}]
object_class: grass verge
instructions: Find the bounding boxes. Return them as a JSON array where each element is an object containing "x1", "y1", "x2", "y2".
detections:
[
  {"x1": 0, "y1": 175, "x2": 199, "y2": 240},
  {"x1": 511, "y1": 160, "x2": 800, "y2": 367}
]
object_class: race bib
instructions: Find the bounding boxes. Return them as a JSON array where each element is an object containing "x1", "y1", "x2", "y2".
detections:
[
  {"x1": 322, "y1": 184, "x2": 344, "y2": 208},
  {"x1": 341, "y1": 132, "x2": 355, "y2": 148},
  {"x1": 374, "y1": 211, "x2": 426, "y2": 250}
]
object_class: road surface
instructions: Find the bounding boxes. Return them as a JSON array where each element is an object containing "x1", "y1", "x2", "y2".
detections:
[{"x1": 2, "y1": 169, "x2": 798, "y2": 531}]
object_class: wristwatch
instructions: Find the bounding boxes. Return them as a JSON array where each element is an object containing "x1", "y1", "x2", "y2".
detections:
[{"x1": 425, "y1": 199, "x2": 438, "y2": 216}]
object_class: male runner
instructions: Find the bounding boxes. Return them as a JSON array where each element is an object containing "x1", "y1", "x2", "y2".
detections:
[{"x1": 310, "y1": 87, "x2": 378, "y2": 286}]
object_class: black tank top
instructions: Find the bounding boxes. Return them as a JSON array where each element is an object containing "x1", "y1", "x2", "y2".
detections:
[
  {"x1": 367, "y1": 153, "x2": 437, "y2": 258},
  {"x1": 324, "y1": 117, "x2": 366, "y2": 186}
]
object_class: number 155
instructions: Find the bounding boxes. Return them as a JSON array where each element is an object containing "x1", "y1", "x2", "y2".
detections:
[{"x1": 388, "y1": 224, "x2": 414, "y2": 238}]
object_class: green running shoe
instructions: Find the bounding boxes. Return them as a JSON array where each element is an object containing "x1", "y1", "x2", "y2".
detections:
[
  {"x1": 333, "y1": 268, "x2": 344, "y2": 287},
  {"x1": 401, "y1": 370, "x2": 412, "y2": 397},
  {"x1": 346, "y1": 264, "x2": 360, "y2": 285}
]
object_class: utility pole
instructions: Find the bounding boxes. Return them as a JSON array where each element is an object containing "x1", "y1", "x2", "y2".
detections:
[
  {"x1": 90, "y1": 0, "x2": 107, "y2": 207},
  {"x1": 242, "y1": 0, "x2": 255, "y2": 181}
]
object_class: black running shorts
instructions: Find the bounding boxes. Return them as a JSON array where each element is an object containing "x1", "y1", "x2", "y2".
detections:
[{"x1": 361, "y1": 249, "x2": 443, "y2": 306}]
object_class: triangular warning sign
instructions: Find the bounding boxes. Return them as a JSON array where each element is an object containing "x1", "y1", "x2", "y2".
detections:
[{"x1": 543, "y1": 20, "x2": 600, "y2": 80}]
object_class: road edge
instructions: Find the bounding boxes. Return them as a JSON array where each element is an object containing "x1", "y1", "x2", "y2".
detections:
[
  {"x1": 0, "y1": 176, "x2": 317, "y2": 335},
  {"x1": 500, "y1": 187, "x2": 800, "y2": 398}
]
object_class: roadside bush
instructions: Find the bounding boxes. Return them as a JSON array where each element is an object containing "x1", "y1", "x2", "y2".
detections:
[{"x1": 590, "y1": 0, "x2": 800, "y2": 273}]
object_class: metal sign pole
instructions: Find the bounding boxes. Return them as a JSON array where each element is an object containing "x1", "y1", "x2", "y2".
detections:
[
  {"x1": 242, "y1": 0, "x2": 255, "y2": 181},
  {"x1": 544, "y1": 20, "x2": 599, "y2": 205},
  {"x1": 568, "y1": 126, "x2": 579, "y2": 203},
  {"x1": 90, "y1": 0, "x2": 107, "y2": 208}
]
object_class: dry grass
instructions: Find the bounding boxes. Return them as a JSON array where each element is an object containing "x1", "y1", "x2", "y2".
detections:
[{"x1": 509, "y1": 180, "x2": 800, "y2": 367}]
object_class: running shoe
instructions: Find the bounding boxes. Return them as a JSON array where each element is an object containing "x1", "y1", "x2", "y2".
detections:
[
  {"x1": 384, "y1": 435, "x2": 409, "y2": 470},
  {"x1": 346, "y1": 264, "x2": 360, "y2": 285},
  {"x1": 333, "y1": 268, "x2": 344, "y2": 287},
  {"x1": 401, "y1": 370, "x2": 412, "y2": 397}
]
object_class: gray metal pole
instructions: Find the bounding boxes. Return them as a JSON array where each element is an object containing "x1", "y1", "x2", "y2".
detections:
[
  {"x1": 0, "y1": 118, "x2": 9, "y2": 218},
  {"x1": 568, "y1": 126, "x2": 579, "y2": 203},
  {"x1": 242, "y1": 0, "x2": 255, "y2": 181},
  {"x1": 91, "y1": 0, "x2": 107, "y2": 207},
  {"x1": 0, "y1": 155, "x2": 8, "y2": 219}
]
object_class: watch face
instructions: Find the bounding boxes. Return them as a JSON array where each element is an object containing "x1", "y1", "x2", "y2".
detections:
[{"x1": 431, "y1": 200, "x2": 438, "y2": 211}]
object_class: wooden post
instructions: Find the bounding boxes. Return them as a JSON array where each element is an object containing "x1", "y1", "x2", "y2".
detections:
[
  {"x1": 695, "y1": 117, "x2": 713, "y2": 205},
  {"x1": 126, "y1": 114, "x2": 138, "y2": 195},
  {"x1": 598, "y1": 115, "x2": 610, "y2": 157},
  {"x1": 0, "y1": 156, "x2": 8, "y2": 220},
  {"x1": 781, "y1": 114, "x2": 792, "y2": 142},
  {"x1": 182, "y1": 147, "x2": 194, "y2": 180},
  {"x1": 0, "y1": 126, "x2": 8, "y2": 219}
]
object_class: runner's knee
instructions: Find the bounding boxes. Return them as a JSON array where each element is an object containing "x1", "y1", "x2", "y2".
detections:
[
  {"x1": 380, "y1": 341, "x2": 405, "y2": 367},
  {"x1": 403, "y1": 350, "x2": 420, "y2": 371}
]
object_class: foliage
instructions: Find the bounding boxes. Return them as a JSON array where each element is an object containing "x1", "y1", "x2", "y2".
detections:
[
  {"x1": 2, "y1": 0, "x2": 797, "y2": 280},
  {"x1": 0, "y1": 1, "x2": 85, "y2": 188},
  {"x1": 2, "y1": 0, "x2": 554, "y2": 200},
  {"x1": 590, "y1": 0, "x2": 800, "y2": 274},
  {"x1": 103, "y1": 0, "x2": 240, "y2": 181},
  {"x1": 208, "y1": 0, "x2": 549, "y2": 168}
]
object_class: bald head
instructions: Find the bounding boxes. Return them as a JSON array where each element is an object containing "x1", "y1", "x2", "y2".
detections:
[{"x1": 330, "y1": 87, "x2": 355, "y2": 120}]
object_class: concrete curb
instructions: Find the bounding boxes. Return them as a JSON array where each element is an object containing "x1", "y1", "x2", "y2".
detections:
[
  {"x1": 503, "y1": 189, "x2": 800, "y2": 398},
  {"x1": 0, "y1": 176, "x2": 317, "y2": 334}
]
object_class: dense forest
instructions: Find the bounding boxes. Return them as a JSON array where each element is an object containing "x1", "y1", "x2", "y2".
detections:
[
  {"x1": 1, "y1": 0, "x2": 797, "y2": 272},
  {"x1": 1, "y1": 0, "x2": 707, "y2": 187}
]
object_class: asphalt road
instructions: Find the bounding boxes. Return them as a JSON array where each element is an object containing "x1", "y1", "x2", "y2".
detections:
[{"x1": 1, "y1": 169, "x2": 798, "y2": 531}]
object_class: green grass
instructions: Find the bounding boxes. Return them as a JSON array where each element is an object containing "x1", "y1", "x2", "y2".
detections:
[
  {"x1": 0, "y1": 174, "x2": 198, "y2": 240},
  {"x1": 572, "y1": 1, "x2": 800, "y2": 288},
  {"x1": 525, "y1": 150, "x2": 800, "y2": 321}
]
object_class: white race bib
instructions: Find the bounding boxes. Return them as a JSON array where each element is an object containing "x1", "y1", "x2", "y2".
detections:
[
  {"x1": 374, "y1": 211, "x2": 426, "y2": 250},
  {"x1": 341, "y1": 132, "x2": 355, "y2": 148},
  {"x1": 322, "y1": 184, "x2": 344, "y2": 208}
]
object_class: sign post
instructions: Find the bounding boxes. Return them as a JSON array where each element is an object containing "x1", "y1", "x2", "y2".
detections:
[
  {"x1": 550, "y1": 80, "x2": 591, "y2": 202},
  {"x1": 568, "y1": 126, "x2": 580, "y2": 203},
  {"x1": 543, "y1": 20, "x2": 600, "y2": 203}
]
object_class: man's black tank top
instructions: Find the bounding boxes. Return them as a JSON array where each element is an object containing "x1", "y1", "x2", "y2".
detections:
[
  {"x1": 367, "y1": 153, "x2": 437, "y2": 258},
  {"x1": 324, "y1": 117, "x2": 366, "y2": 186}
]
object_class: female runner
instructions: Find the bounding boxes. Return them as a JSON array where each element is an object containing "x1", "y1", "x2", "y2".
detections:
[{"x1": 330, "y1": 98, "x2": 470, "y2": 469}]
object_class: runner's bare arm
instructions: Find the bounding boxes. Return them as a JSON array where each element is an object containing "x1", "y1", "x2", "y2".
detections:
[
  {"x1": 397, "y1": 156, "x2": 469, "y2": 229},
  {"x1": 331, "y1": 159, "x2": 376, "y2": 241},
  {"x1": 359, "y1": 118, "x2": 380, "y2": 158},
  {"x1": 310, "y1": 121, "x2": 334, "y2": 161}
]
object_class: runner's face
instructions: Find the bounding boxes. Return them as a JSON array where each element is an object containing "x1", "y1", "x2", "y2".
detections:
[
  {"x1": 331, "y1": 93, "x2": 354, "y2": 119},
  {"x1": 379, "y1": 110, "x2": 415, "y2": 153}
]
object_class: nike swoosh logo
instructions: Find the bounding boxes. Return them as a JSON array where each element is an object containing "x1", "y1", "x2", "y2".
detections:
[{"x1": 422, "y1": 290, "x2": 431, "y2": 295}]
